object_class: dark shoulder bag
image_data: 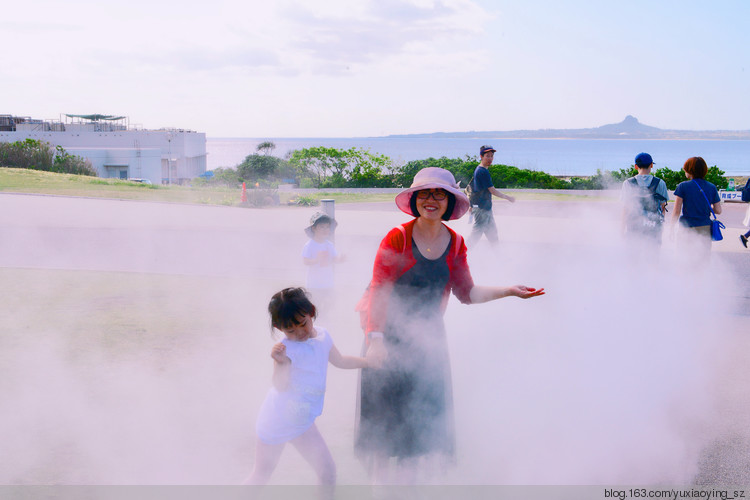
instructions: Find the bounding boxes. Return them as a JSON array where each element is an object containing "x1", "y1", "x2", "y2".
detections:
[{"x1": 694, "y1": 180, "x2": 725, "y2": 241}]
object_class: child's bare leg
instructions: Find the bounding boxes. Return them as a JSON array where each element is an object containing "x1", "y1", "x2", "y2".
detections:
[
  {"x1": 290, "y1": 423, "x2": 336, "y2": 485},
  {"x1": 370, "y1": 454, "x2": 391, "y2": 485},
  {"x1": 394, "y1": 456, "x2": 418, "y2": 485},
  {"x1": 244, "y1": 440, "x2": 285, "y2": 485}
]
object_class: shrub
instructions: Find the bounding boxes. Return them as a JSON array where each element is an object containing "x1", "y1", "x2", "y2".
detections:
[
  {"x1": 52, "y1": 145, "x2": 97, "y2": 176},
  {"x1": 489, "y1": 164, "x2": 572, "y2": 190},
  {"x1": 398, "y1": 157, "x2": 575, "y2": 190},
  {"x1": 241, "y1": 188, "x2": 280, "y2": 207},
  {"x1": 610, "y1": 166, "x2": 638, "y2": 182},
  {"x1": 393, "y1": 157, "x2": 476, "y2": 188},
  {"x1": 294, "y1": 195, "x2": 318, "y2": 206},
  {"x1": 706, "y1": 166, "x2": 728, "y2": 190},
  {"x1": 0, "y1": 139, "x2": 53, "y2": 170},
  {"x1": 0, "y1": 139, "x2": 96, "y2": 176},
  {"x1": 652, "y1": 167, "x2": 684, "y2": 191},
  {"x1": 193, "y1": 167, "x2": 240, "y2": 187}
]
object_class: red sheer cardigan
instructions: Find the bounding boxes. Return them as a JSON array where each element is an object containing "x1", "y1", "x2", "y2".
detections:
[{"x1": 362, "y1": 218, "x2": 475, "y2": 338}]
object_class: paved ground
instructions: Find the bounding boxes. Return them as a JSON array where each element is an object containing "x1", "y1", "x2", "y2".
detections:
[{"x1": 1, "y1": 192, "x2": 749, "y2": 486}]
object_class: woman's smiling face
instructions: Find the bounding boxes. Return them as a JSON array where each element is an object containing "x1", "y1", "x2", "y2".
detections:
[{"x1": 415, "y1": 189, "x2": 448, "y2": 220}]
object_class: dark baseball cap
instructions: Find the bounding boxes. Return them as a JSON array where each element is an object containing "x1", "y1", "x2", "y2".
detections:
[
  {"x1": 480, "y1": 145, "x2": 496, "y2": 156},
  {"x1": 634, "y1": 152, "x2": 654, "y2": 167}
]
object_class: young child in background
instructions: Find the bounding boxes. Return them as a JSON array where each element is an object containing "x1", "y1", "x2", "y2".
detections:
[
  {"x1": 302, "y1": 213, "x2": 344, "y2": 310},
  {"x1": 246, "y1": 287, "x2": 378, "y2": 485}
]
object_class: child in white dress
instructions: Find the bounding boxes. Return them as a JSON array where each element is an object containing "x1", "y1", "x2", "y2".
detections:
[
  {"x1": 246, "y1": 287, "x2": 378, "y2": 485},
  {"x1": 302, "y1": 213, "x2": 342, "y2": 290}
]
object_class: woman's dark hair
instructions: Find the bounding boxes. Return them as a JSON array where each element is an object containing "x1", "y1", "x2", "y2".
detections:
[
  {"x1": 409, "y1": 189, "x2": 456, "y2": 221},
  {"x1": 683, "y1": 157, "x2": 708, "y2": 179},
  {"x1": 268, "y1": 287, "x2": 317, "y2": 331}
]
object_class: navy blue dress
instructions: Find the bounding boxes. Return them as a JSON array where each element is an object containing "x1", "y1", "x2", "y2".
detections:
[{"x1": 356, "y1": 240, "x2": 455, "y2": 459}]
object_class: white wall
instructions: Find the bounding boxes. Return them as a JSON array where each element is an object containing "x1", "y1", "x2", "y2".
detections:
[
  {"x1": 0, "y1": 129, "x2": 206, "y2": 184},
  {"x1": 65, "y1": 147, "x2": 162, "y2": 182}
]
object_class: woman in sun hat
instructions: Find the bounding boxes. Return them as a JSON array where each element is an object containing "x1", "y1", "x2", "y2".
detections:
[{"x1": 354, "y1": 167, "x2": 544, "y2": 483}]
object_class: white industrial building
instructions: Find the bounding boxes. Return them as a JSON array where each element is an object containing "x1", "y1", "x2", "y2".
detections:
[{"x1": 0, "y1": 114, "x2": 206, "y2": 184}]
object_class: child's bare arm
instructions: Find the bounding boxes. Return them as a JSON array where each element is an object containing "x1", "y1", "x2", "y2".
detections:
[
  {"x1": 329, "y1": 344, "x2": 379, "y2": 369},
  {"x1": 271, "y1": 343, "x2": 291, "y2": 390}
]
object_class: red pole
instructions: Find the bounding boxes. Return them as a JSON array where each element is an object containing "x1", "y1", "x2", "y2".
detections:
[{"x1": 241, "y1": 182, "x2": 247, "y2": 203}]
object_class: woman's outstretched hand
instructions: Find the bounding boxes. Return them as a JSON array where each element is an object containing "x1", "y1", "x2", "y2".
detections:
[{"x1": 511, "y1": 285, "x2": 545, "y2": 299}]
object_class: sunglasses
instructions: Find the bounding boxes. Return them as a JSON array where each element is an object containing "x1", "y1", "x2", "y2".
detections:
[{"x1": 416, "y1": 189, "x2": 447, "y2": 201}]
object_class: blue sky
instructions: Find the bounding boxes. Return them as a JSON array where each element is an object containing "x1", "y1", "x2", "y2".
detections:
[{"x1": 2, "y1": 0, "x2": 748, "y2": 137}]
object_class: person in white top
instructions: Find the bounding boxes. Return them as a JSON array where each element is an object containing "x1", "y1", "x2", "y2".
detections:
[
  {"x1": 302, "y1": 213, "x2": 344, "y2": 311},
  {"x1": 246, "y1": 287, "x2": 380, "y2": 486}
]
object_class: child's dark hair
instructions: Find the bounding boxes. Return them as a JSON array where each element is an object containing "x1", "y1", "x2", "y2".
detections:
[{"x1": 268, "y1": 287, "x2": 317, "y2": 331}]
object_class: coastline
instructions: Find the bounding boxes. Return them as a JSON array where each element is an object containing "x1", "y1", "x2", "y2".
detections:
[{"x1": 206, "y1": 137, "x2": 750, "y2": 176}]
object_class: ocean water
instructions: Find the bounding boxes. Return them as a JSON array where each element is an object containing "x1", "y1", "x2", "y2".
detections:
[{"x1": 207, "y1": 137, "x2": 750, "y2": 177}]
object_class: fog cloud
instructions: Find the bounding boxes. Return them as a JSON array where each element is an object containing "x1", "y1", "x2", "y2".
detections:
[{"x1": 1, "y1": 194, "x2": 747, "y2": 485}]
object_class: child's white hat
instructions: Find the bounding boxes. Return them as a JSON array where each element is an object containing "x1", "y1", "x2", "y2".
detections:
[{"x1": 305, "y1": 212, "x2": 337, "y2": 238}]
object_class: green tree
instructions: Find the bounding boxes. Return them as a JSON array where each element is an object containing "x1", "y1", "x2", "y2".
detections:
[
  {"x1": 288, "y1": 146, "x2": 348, "y2": 187},
  {"x1": 393, "y1": 156, "x2": 477, "y2": 188},
  {"x1": 256, "y1": 141, "x2": 276, "y2": 156},
  {"x1": 288, "y1": 147, "x2": 395, "y2": 187},
  {"x1": 237, "y1": 154, "x2": 285, "y2": 181},
  {"x1": 345, "y1": 148, "x2": 395, "y2": 187}
]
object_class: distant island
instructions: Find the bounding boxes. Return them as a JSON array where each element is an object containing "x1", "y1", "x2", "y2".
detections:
[{"x1": 385, "y1": 115, "x2": 750, "y2": 140}]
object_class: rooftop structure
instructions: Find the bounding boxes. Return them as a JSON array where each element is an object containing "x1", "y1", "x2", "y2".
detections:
[{"x1": 0, "y1": 114, "x2": 207, "y2": 184}]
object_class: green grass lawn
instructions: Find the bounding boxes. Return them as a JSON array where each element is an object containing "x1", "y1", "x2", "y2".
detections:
[
  {"x1": 0, "y1": 168, "x2": 403, "y2": 205},
  {"x1": 0, "y1": 168, "x2": 244, "y2": 205},
  {"x1": 1, "y1": 167, "x2": 622, "y2": 206}
]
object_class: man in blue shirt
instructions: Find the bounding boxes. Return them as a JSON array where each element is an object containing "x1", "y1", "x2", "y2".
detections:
[{"x1": 468, "y1": 145, "x2": 515, "y2": 247}]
